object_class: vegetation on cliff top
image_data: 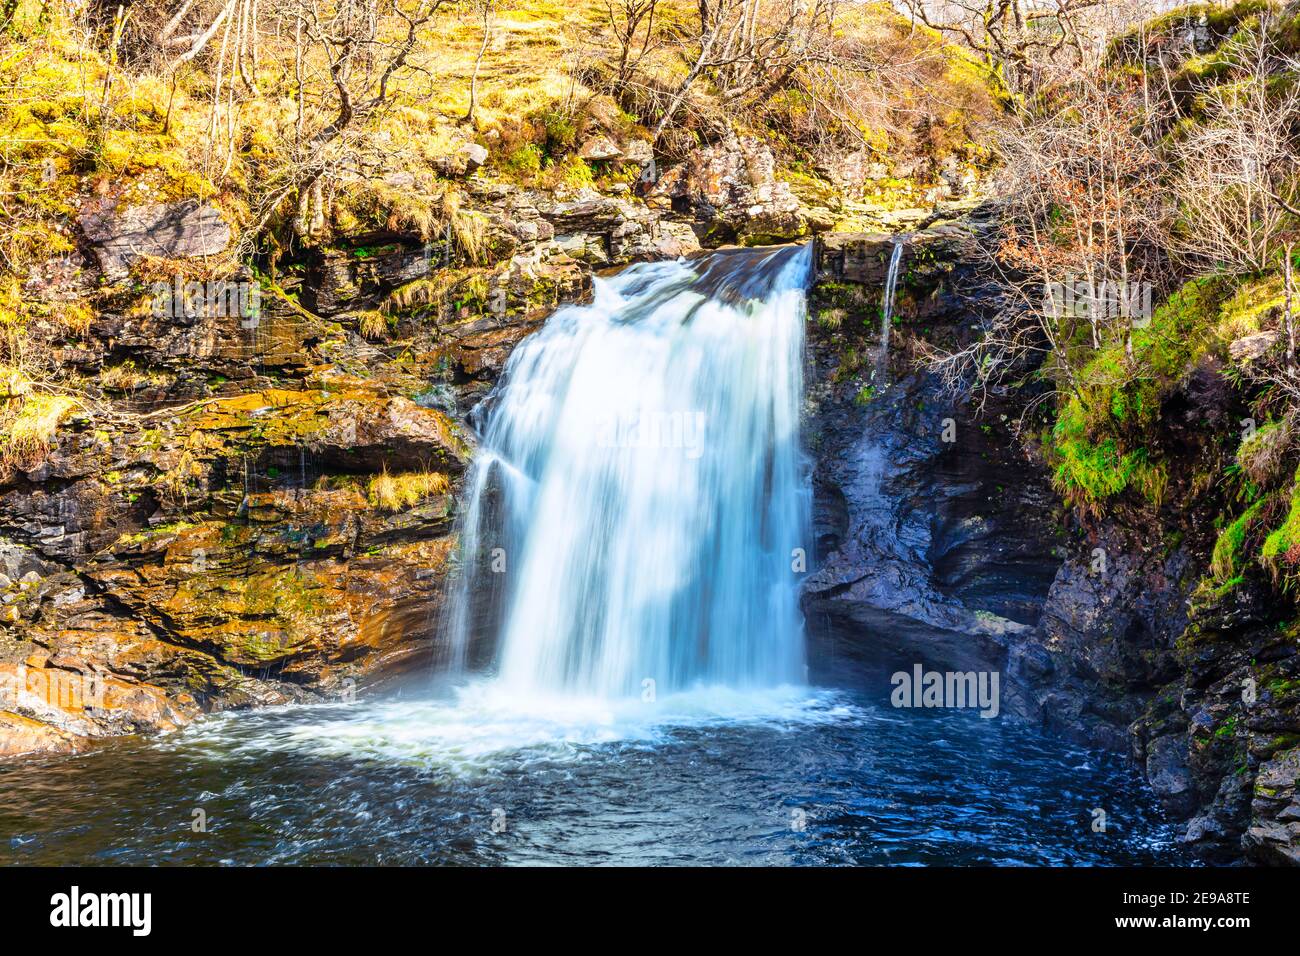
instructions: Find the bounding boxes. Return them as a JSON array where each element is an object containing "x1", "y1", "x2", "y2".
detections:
[
  {"x1": 923, "y1": 0, "x2": 1300, "y2": 605},
  {"x1": 0, "y1": 0, "x2": 998, "y2": 479}
]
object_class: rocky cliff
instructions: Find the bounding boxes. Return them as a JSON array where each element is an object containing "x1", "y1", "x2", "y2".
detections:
[{"x1": 811, "y1": 228, "x2": 1300, "y2": 867}]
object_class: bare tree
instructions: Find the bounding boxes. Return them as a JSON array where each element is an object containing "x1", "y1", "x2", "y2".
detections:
[
  {"x1": 901, "y1": 0, "x2": 1106, "y2": 100},
  {"x1": 602, "y1": 0, "x2": 660, "y2": 93},
  {"x1": 244, "y1": 0, "x2": 449, "y2": 241},
  {"x1": 924, "y1": 66, "x2": 1171, "y2": 409},
  {"x1": 463, "y1": 0, "x2": 494, "y2": 125},
  {"x1": 1171, "y1": 27, "x2": 1300, "y2": 277},
  {"x1": 1169, "y1": 22, "x2": 1300, "y2": 375},
  {"x1": 649, "y1": 0, "x2": 864, "y2": 143}
]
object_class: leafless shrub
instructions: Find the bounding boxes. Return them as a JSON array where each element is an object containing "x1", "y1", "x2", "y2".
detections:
[
  {"x1": 1171, "y1": 26, "x2": 1300, "y2": 277},
  {"x1": 923, "y1": 64, "x2": 1171, "y2": 412}
]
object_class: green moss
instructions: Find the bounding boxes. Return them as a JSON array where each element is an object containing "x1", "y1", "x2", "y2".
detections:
[
  {"x1": 532, "y1": 107, "x2": 577, "y2": 153},
  {"x1": 1049, "y1": 398, "x2": 1168, "y2": 514},
  {"x1": 114, "y1": 519, "x2": 201, "y2": 547},
  {"x1": 1110, "y1": 1, "x2": 1275, "y2": 62},
  {"x1": 1261, "y1": 468, "x2": 1300, "y2": 585},
  {"x1": 1069, "y1": 278, "x2": 1220, "y2": 441},
  {"x1": 1212, "y1": 499, "x2": 1264, "y2": 580},
  {"x1": 542, "y1": 155, "x2": 595, "y2": 190},
  {"x1": 1215, "y1": 715, "x2": 1240, "y2": 738},
  {"x1": 1044, "y1": 276, "x2": 1239, "y2": 517},
  {"x1": 1236, "y1": 418, "x2": 1292, "y2": 492},
  {"x1": 1216, "y1": 273, "x2": 1286, "y2": 343},
  {"x1": 778, "y1": 163, "x2": 841, "y2": 208},
  {"x1": 816, "y1": 281, "x2": 873, "y2": 311},
  {"x1": 501, "y1": 144, "x2": 544, "y2": 181},
  {"x1": 1265, "y1": 732, "x2": 1300, "y2": 754}
]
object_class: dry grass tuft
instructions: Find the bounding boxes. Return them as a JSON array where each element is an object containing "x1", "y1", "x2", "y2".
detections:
[
  {"x1": 367, "y1": 467, "x2": 451, "y2": 510},
  {"x1": 2, "y1": 392, "x2": 80, "y2": 471},
  {"x1": 439, "y1": 188, "x2": 489, "y2": 266},
  {"x1": 357, "y1": 310, "x2": 391, "y2": 341}
]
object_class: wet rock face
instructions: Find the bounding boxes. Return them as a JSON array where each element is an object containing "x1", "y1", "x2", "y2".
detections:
[
  {"x1": 0, "y1": 710, "x2": 84, "y2": 756},
  {"x1": 815, "y1": 224, "x2": 978, "y2": 286},
  {"x1": 807, "y1": 221, "x2": 1300, "y2": 866},
  {"x1": 1007, "y1": 526, "x2": 1191, "y2": 752},
  {"x1": 3, "y1": 219, "x2": 487, "y2": 755},
  {"x1": 1246, "y1": 747, "x2": 1300, "y2": 865},
  {"x1": 0, "y1": 152, "x2": 776, "y2": 757},
  {"x1": 0, "y1": 374, "x2": 469, "y2": 752},
  {"x1": 803, "y1": 223, "x2": 1063, "y2": 690},
  {"x1": 1162, "y1": 581, "x2": 1300, "y2": 864}
]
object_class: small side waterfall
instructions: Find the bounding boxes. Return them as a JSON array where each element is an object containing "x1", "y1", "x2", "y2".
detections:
[
  {"x1": 875, "y1": 238, "x2": 906, "y2": 385},
  {"x1": 446, "y1": 244, "x2": 814, "y2": 698}
]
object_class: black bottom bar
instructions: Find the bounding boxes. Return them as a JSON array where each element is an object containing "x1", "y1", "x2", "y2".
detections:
[{"x1": 0, "y1": 866, "x2": 1286, "y2": 942}]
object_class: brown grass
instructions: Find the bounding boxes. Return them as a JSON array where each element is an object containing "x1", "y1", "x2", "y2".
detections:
[{"x1": 367, "y1": 467, "x2": 451, "y2": 511}]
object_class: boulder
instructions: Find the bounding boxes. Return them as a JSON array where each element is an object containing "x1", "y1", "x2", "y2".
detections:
[
  {"x1": 577, "y1": 135, "x2": 623, "y2": 161},
  {"x1": 434, "y1": 142, "x2": 489, "y2": 177},
  {"x1": 621, "y1": 138, "x2": 653, "y2": 166},
  {"x1": 0, "y1": 657, "x2": 193, "y2": 742},
  {"x1": 0, "y1": 710, "x2": 83, "y2": 756},
  {"x1": 462, "y1": 142, "x2": 489, "y2": 171},
  {"x1": 1244, "y1": 746, "x2": 1300, "y2": 865},
  {"x1": 1229, "y1": 330, "x2": 1282, "y2": 362},
  {"x1": 650, "y1": 221, "x2": 701, "y2": 259},
  {"x1": 78, "y1": 198, "x2": 232, "y2": 278},
  {"x1": 1146, "y1": 732, "x2": 1197, "y2": 816}
]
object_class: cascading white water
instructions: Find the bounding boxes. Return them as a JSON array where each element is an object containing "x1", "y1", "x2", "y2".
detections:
[
  {"x1": 875, "y1": 239, "x2": 906, "y2": 383},
  {"x1": 447, "y1": 244, "x2": 814, "y2": 699}
]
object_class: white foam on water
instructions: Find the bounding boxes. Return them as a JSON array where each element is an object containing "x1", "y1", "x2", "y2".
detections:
[{"x1": 177, "y1": 681, "x2": 862, "y2": 775}]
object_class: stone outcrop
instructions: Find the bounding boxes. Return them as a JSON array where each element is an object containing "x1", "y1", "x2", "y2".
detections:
[
  {"x1": 0, "y1": 140, "x2": 738, "y2": 756},
  {"x1": 647, "y1": 133, "x2": 820, "y2": 246},
  {"x1": 577, "y1": 134, "x2": 623, "y2": 161},
  {"x1": 1245, "y1": 746, "x2": 1300, "y2": 865},
  {"x1": 0, "y1": 371, "x2": 470, "y2": 751},
  {"x1": 804, "y1": 221, "x2": 1062, "y2": 688},
  {"x1": 0, "y1": 710, "x2": 84, "y2": 756},
  {"x1": 3, "y1": 200, "x2": 487, "y2": 754},
  {"x1": 1005, "y1": 523, "x2": 1191, "y2": 753}
]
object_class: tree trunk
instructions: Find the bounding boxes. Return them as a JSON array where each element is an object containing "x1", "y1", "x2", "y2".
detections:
[
  {"x1": 463, "y1": 1, "x2": 491, "y2": 124},
  {"x1": 1287, "y1": 243, "x2": 1296, "y2": 369}
]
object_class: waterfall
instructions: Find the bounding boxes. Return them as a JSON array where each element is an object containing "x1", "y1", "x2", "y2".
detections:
[
  {"x1": 446, "y1": 244, "x2": 814, "y2": 699},
  {"x1": 875, "y1": 238, "x2": 906, "y2": 384}
]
